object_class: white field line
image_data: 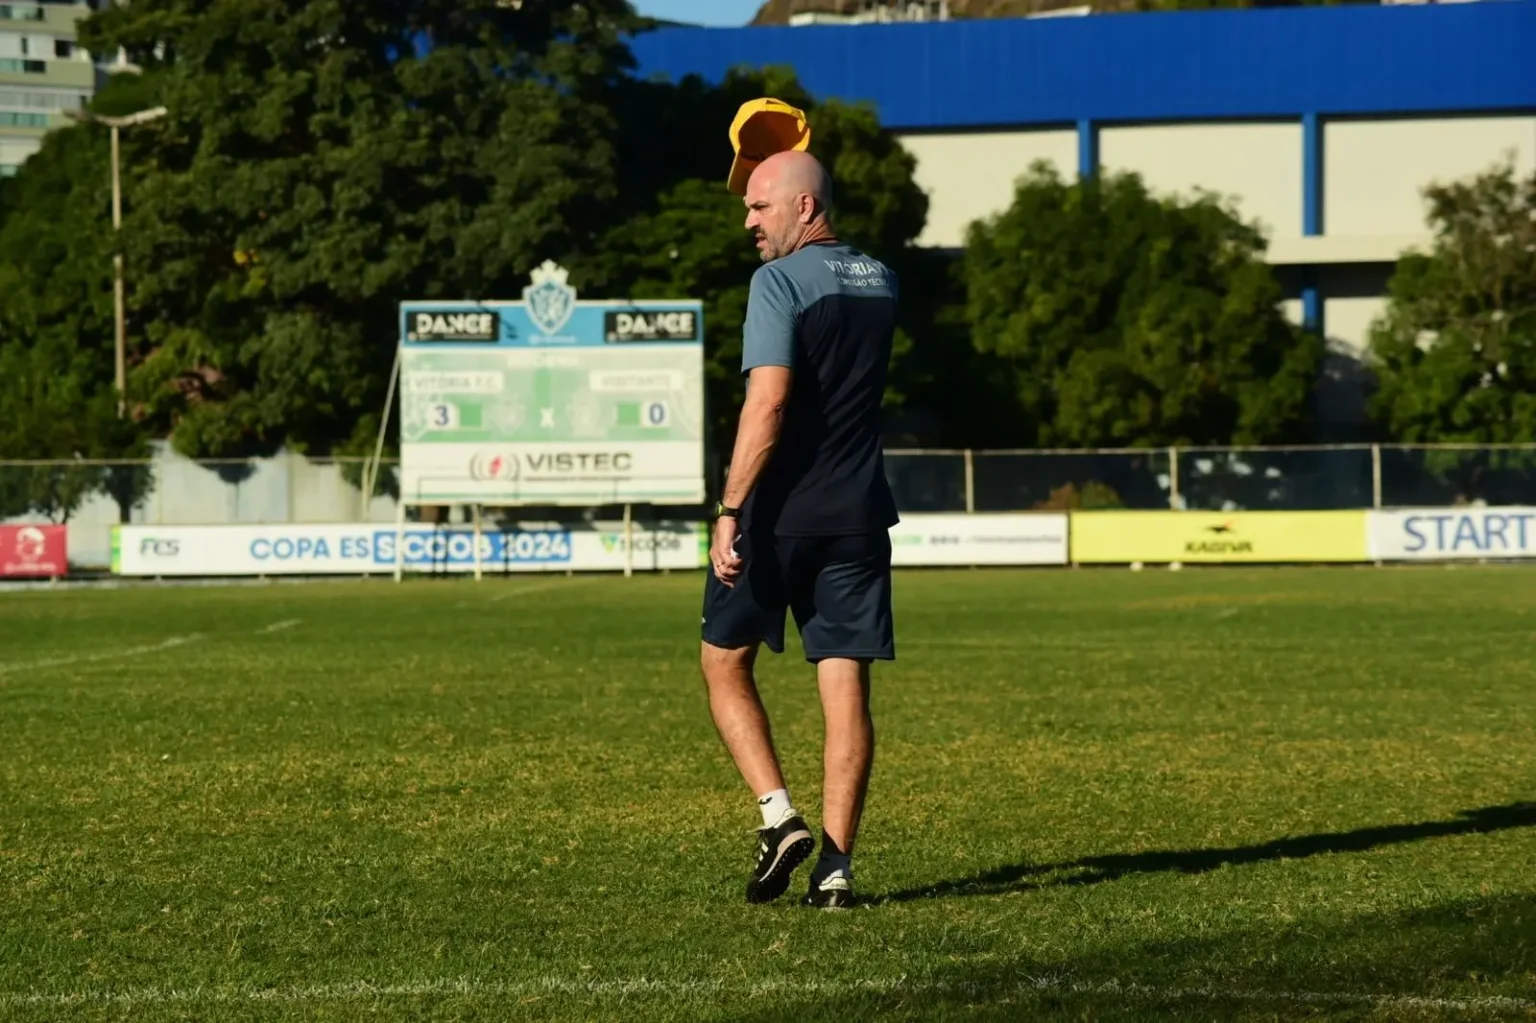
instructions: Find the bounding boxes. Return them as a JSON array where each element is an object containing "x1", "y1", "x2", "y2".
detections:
[
  {"x1": 0, "y1": 634, "x2": 202, "y2": 678},
  {"x1": 486, "y1": 578, "x2": 591, "y2": 603},
  {"x1": 1, "y1": 975, "x2": 1530, "y2": 1012},
  {"x1": 257, "y1": 619, "x2": 301, "y2": 634}
]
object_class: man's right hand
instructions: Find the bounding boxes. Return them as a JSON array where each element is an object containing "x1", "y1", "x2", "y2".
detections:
[{"x1": 711, "y1": 516, "x2": 743, "y2": 587}]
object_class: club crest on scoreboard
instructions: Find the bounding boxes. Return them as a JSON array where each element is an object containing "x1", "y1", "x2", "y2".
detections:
[{"x1": 522, "y1": 260, "x2": 578, "y2": 337}]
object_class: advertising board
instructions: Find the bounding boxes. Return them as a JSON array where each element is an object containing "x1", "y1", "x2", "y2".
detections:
[
  {"x1": 888, "y1": 514, "x2": 1068, "y2": 566},
  {"x1": 110, "y1": 515, "x2": 1073, "y2": 577},
  {"x1": 1070, "y1": 510, "x2": 1369, "y2": 564},
  {"x1": 113, "y1": 523, "x2": 706, "y2": 577},
  {"x1": 0, "y1": 524, "x2": 67, "y2": 578},
  {"x1": 398, "y1": 262, "x2": 705, "y2": 506},
  {"x1": 1368, "y1": 507, "x2": 1536, "y2": 561}
]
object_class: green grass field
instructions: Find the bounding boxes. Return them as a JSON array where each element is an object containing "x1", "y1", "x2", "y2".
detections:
[{"x1": 1, "y1": 566, "x2": 1533, "y2": 1021}]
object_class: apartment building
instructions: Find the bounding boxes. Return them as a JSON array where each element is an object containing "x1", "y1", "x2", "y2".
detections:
[{"x1": 0, "y1": 0, "x2": 100, "y2": 177}]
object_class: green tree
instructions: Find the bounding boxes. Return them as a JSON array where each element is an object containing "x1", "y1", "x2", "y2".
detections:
[
  {"x1": 1367, "y1": 159, "x2": 1536, "y2": 444},
  {"x1": 77, "y1": 0, "x2": 637, "y2": 462},
  {"x1": 0, "y1": 115, "x2": 152, "y2": 520},
  {"x1": 576, "y1": 66, "x2": 932, "y2": 462},
  {"x1": 1365, "y1": 159, "x2": 1536, "y2": 504},
  {"x1": 960, "y1": 163, "x2": 1321, "y2": 449},
  {"x1": 0, "y1": 340, "x2": 149, "y2": 521}
]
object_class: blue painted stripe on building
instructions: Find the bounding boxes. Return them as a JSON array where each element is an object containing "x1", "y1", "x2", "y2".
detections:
[
  {"x1": 628, "y1": 4, "x2": 1536, "y2": 130},
  {"x1": 1302, "y1": 282, "x2": 1322, "y2": 333},
  {"x1": 1076, "y1": 118, "x2": 1097, "y2": 178},
  {"x1": 1302, "y1": 111, "x2": 1322, "y2": 237}
]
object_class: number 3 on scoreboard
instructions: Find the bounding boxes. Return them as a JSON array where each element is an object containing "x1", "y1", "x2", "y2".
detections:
[
  {"x1": 429, "y1": 402, "x2": 459, "y2": 430},
  {"x1": 644, "y1": 401, "x2": 670, "y2": 428}
]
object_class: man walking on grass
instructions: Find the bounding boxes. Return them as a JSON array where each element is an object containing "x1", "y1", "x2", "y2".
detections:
[{"x1": 699, "y1": 148, "x2": 900, "y2": 910}]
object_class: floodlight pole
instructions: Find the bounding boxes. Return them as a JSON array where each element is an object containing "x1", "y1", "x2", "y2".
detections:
[
  {"x1": 110, "y1": 124, "x2": 125, "y2": 416},
  {"x1": 68, "y1": 105, "x2": 168, "y2": 419}
]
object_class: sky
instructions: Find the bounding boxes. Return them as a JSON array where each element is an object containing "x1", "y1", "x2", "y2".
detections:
[{"x1": 631, "y1": 0, "x2": 763, "y2": 27}]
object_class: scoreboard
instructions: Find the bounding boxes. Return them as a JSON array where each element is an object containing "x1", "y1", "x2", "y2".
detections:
[{"x1": 398, "y1": 262, "x2": 706, "y2": 506}]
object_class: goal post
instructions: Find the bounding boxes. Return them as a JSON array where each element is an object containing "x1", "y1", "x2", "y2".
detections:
[{"x1": 375, "y1": 261, "x2": 706, "y2": 582}]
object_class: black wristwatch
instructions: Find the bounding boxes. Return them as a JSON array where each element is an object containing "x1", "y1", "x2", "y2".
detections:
[{"x1": 713, "y1": 500, "x2": 740, "y2": 520}]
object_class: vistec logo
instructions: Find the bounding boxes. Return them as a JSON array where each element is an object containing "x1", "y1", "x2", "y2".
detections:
[
  {"x1": 604, "y1": 309, "x2": 697, "y2": 343},
  {"x1": 524, "y1": 452, "x2": 632, "y2": 475},
  {"x1": 407, "y1": 310, "x2": 500, "y2": 342},
  {"x1": 469, "y1": 452, "x2": 519, "y2": 481}
]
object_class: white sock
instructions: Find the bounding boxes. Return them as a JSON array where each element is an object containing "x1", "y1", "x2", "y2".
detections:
[{"x1": 756, "y1": 788, "x2": 793, "y2": 827}]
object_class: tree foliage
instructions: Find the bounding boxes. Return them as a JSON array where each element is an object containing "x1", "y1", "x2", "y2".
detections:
[
  {"x1": 77, "y1": 0, "x2": 636, "y2": 461},
  {"x1": 0, "y1": 0, "x2": 1348, "y2": 503},
  {"x1": 0, "y1": 111, "x2": 152, "y2": 519},
  {"x1": 1366, "y1": 159, "x2": 1536, "y2": 444},
  {"x1": 960, "y1": 163, "x2": 1322, "y2": 449}
]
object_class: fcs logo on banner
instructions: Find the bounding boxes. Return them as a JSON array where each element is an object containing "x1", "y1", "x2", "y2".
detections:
[
  {"x1": 139, "y1": 538, "x2": 180, "y2": 557},
  {"x1": 523, "y1": 260, "x2": 577, "y2": 336},
  {"x1": 469, "y1": 452, "x2": 519, "y2": 482},
  {"x1": 407, "y1": 310, "x2": 500, "y2": 342}
]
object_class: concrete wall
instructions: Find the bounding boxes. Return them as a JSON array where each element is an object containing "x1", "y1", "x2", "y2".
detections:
[
  {"x1": 896, "y1": 116, "x2": 1534, "y2": 256},
  {"x1": 1324, "y1": 115, "x2": 1536, "y2": 238},
  {"x1": 898, "y1": 128, "x2": 1077, "y2": 248},
  {"x1": 1099, "y1": 121, "x2": 1303, "y2": 241}
]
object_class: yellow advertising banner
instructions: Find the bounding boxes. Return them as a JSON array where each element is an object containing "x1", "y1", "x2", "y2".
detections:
[{"x1": 1070, "y1": 510, "x2": 1369, "y2": 564}]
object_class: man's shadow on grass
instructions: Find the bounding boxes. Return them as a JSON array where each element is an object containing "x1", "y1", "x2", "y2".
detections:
[{"x1": 877, "y1": 801, "x2": 1536, "y2": 904}]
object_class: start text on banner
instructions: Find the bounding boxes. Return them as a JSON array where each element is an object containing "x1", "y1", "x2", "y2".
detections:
[{"x1": 1369, "y1": 507, "x2": 1536, "y2": 560}]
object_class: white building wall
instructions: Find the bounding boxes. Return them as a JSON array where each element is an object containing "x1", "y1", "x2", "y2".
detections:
[
  {"x1": 1323, "y1": 297, "x2": 1388, "y2": 359},
  {"x1": 1099, "y1": 121, "x2": 1303, "y2": 241},
  {"x1": 0, "y1": 134, "x2": 39, "y2": 166},
  {"x1": 895, "y1": 115, "x2": 1534, "y2": 255},
  {"x1": 896, "y1": 128, "x2": 1077, "y2": 248},
  {"x1": 1324, "y1": 115, "x2": 1536, "y2": 238}
]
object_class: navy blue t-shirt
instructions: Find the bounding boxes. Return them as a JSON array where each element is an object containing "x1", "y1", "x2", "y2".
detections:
[{"x1": 738, "y1": 241, "x2": 901, "y2": 538}]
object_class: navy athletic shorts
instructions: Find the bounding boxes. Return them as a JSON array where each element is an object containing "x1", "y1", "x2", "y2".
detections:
[{"x1": 701, "y1": 531, "x2": 895, "y2": 662}]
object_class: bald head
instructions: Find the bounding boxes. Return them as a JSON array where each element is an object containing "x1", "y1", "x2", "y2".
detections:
[
  {"x1": 752, "y1": 150, "x2": 832, "y2": 208},
  {"x1": 743, "y1": 150, "x2": 837, "y2": 263}
]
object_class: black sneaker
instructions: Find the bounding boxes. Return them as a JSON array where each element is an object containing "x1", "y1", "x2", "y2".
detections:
[
  {"x1": 745, "y1": 811, "x2": 814, "y2": 904},
  {"x1": 802, "y1": 873, "x2": 855, "y2": 909}
]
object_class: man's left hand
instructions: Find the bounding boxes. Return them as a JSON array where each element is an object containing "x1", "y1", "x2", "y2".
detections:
[{"x1": 711, "y1": 515, "x2": 743, "y2": 587}]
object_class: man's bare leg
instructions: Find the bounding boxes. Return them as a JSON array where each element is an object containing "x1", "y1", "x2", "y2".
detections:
[
  {"x1": 700, "y1": 640, "x2": 815, "y2": 903},
  {"x1": 699, "y1": 640, "x2": 788, "y2": 796},
  {"x1": 810, "y1": 656, "x2": 874, "y2": 902}
]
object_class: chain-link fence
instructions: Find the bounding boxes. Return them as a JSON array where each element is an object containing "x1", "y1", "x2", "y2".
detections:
[
  {"x1": 883, "y1": 445, "x2": 1536, "y2": 513},
  {"x1": 6, "y1": 444, "x2": 1536, "y2": 568}
]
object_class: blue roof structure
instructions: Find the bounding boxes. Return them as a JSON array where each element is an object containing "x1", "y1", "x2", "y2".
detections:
[{"x1": 626, "y1": 2, "x2": 1536, "y2": 129}]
